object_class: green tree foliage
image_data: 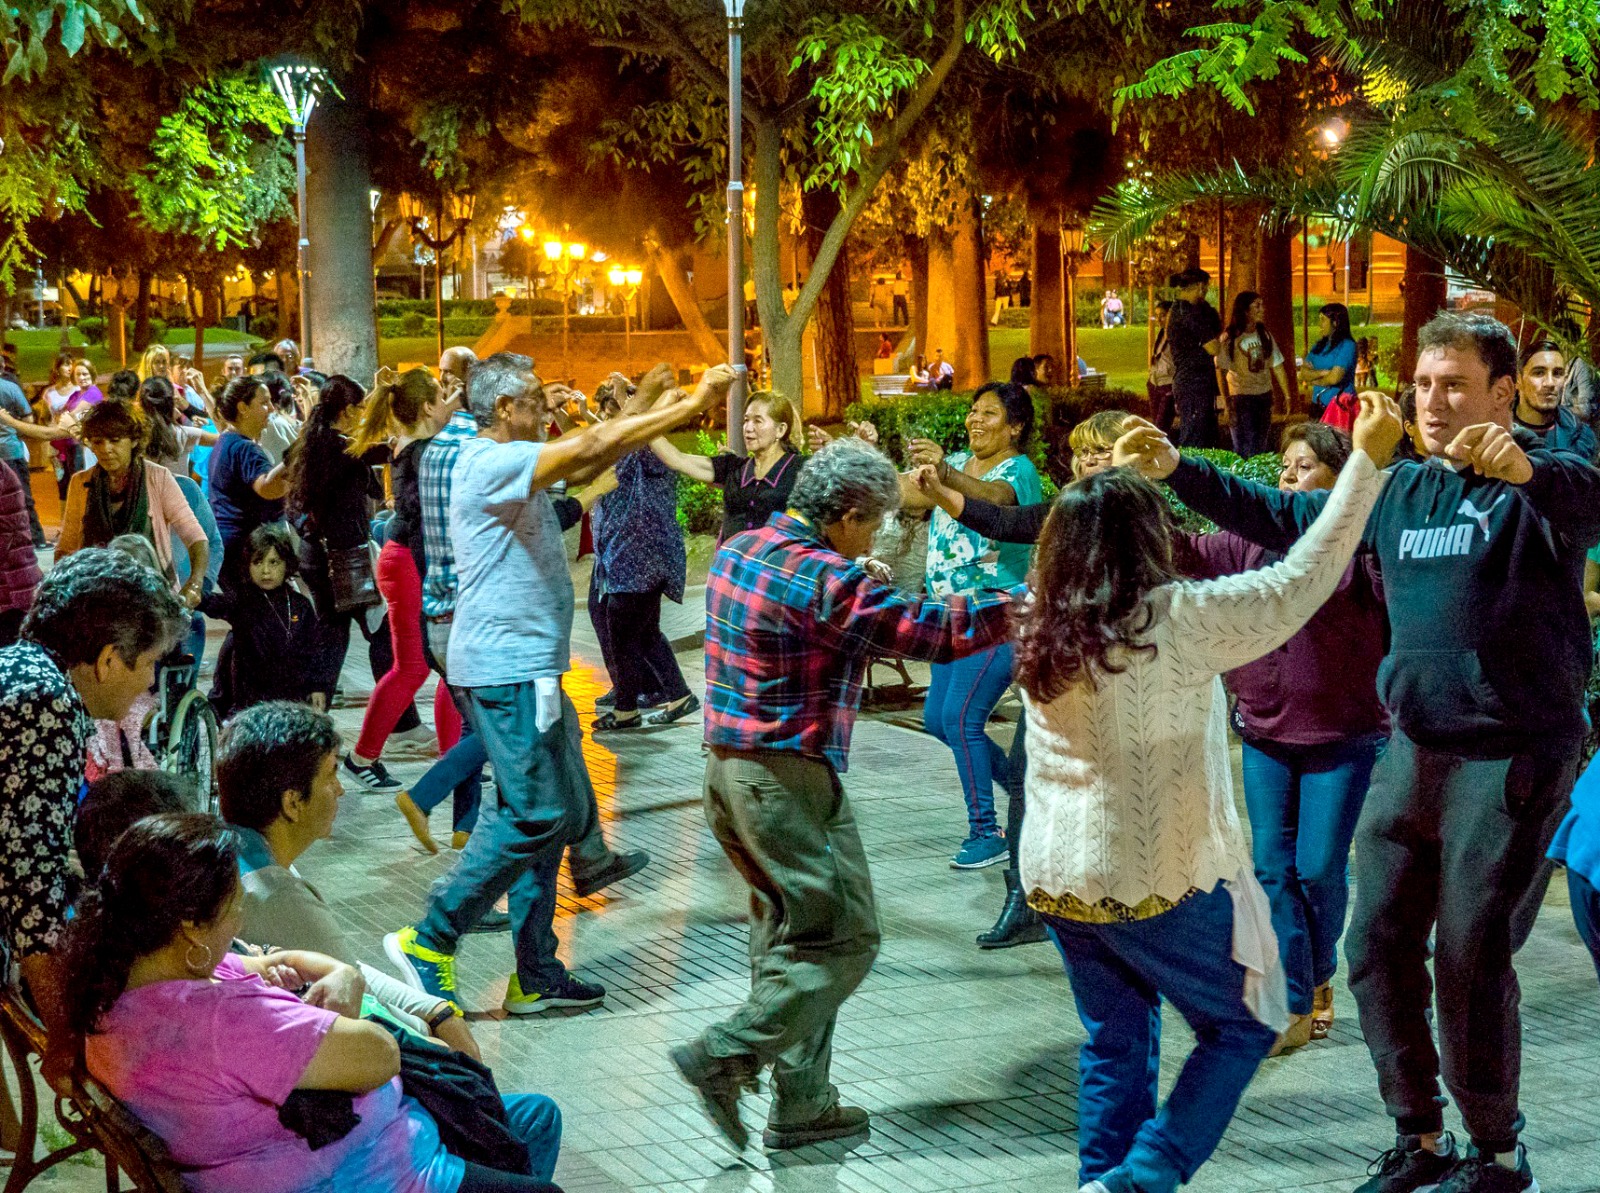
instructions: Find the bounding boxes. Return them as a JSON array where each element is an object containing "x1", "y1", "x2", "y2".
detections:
[{"x1": 2, "y1": 0, "x2": 145, "y2": 82}]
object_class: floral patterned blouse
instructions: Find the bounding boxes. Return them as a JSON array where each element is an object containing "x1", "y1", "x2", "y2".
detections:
[
  {"x1": 0, "y1": 642, "x2": 92, "y2": 958},
  {"x1": 924, "y1": 451, "x2": 1042, "y2": 598}
]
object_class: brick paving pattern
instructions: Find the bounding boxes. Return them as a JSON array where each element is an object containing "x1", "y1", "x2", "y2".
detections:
[{"x1": 295, "y1": 605, "x2": 1600, "y2": 1193}]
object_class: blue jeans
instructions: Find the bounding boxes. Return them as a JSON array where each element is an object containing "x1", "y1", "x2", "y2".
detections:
[
  {"x1": 499, "y1": 1093, "x2": 561, "y2": 1182},
  {"x1": 924, "y1": 642, "x2": 1015, "y2": 839},
  {"x1": 1570, "y1": 869, "x2": 1600, "y2": 983},
  {"x1": 1240, "y1": 733, "x2": 1382, "y2": 1013},
  {"x1": 417, "y1": 683, "x2": 592, "y2": 988},
  {"x1": 1044, "y1": 886, "x2": 1276, "y2": 1193},
  {"x1": 411, "y1": 732, "x2": 485, "y2": 835}
]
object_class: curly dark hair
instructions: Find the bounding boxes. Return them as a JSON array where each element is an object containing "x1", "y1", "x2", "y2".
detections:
[
  {"x1": 1013, "y1": 469, "x2": 1178, "y2": 702},
  {"x1": 23, "y1": 547, "x2": 188, "y2": 668},
  {"x1": 79, "y1": 399, "x2": 146, "y2": 463},
  {"x1": 972, "y1": 381, "x2": 1036, "y2": 452},
  {"x1": 58, "y1": 813, "x2": 239, "y2": 1036}
]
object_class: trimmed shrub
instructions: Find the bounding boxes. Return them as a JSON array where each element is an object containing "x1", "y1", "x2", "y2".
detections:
[
  {"x1": 1162, "y1": 448, "x2": 1283, "y2": 534},
  {"x1": 675, "y1": 430, "x2": 726, "y2": 535},
  {"x1": 250, "y1": 314, "x2": 279, "y2": 340},
  {"x1": 75, "y1": 316, "x2": 107, "y2": 345},
  {"x1": 399, "y1": 311, "x2": 428, "y2": 337}
]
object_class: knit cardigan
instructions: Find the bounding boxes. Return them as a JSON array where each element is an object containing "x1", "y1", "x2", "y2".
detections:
[
  {"x1": 1019, "y1": 453, "x2": 1384, "y2": 909},
  {"x1": 57, "y1": 460, "x2": 206, "y2": 585}
]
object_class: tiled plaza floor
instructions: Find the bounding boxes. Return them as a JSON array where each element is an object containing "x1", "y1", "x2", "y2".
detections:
[{"x1": 293, "y1": 600, "x2": 1600, "y2": 1193}]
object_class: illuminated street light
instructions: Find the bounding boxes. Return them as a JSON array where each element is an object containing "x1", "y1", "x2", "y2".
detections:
[
  {"x1": 269, "y1": 61, "x2": 326, "y2": 359},
  {"x1": 543, "y1": 241, "x2": 587, "y2": 376},
  {"x1": 608, "y1": 266, "x2": 646, "y2": 370},
  {"x1": 399, "y1": 187, "x2": 477, "y2": 358}
]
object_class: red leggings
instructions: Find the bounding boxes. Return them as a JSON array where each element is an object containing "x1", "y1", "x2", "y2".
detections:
[{"x1": 355, "y1": 541, "x2": 461, "y2": 758}]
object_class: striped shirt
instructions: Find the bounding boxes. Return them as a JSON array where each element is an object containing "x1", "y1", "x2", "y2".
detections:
[
  {"x1": 419, "y1": 410, "x2": 479, "y2": 619},
  {"x1": 703, "y1": 512, "x2": 1013, "y2": 771}
]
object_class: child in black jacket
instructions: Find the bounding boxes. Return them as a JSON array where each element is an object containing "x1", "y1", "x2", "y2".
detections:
[{"x1": 202, "y1": 523, "x2": 335, "y2": 716}]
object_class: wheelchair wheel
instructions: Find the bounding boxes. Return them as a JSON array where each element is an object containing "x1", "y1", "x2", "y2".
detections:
[{"x1": 162, "y1": 689, "x2": 221, "y2": 814}]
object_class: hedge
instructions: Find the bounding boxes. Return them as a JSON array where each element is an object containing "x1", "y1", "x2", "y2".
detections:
[
  {"x1": 993, "y1": 293, "x2": 1372, "y2": 330},
  {"x1": 375, "y1": 297, "x2": 568, "y2": 319}
]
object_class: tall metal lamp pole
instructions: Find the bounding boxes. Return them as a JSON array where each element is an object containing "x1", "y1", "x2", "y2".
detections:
[
  {"x1": 725, "y1": 0, "x2": 748, "y2": 454},
  {"x1": 270, "y1": 63, "x2": 325, "y2": 361}
]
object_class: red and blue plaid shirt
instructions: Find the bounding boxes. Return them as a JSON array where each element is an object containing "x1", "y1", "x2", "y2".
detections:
[{"x1": 704, "y1": 512, "x2": 1014, "y2": 771}]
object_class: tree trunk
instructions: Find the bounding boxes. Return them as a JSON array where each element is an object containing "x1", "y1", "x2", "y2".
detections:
[
  {"x1": 1028, "y1": 205, "x2": 1065, "y2": 368},
  {"x1": 1400, "y1": 245, "x2": 1448, "y2": 383},
  {"x1": 306, "y1": 89, "x2": 380, "y2": 381},
  {"x1": 803, "y1": 189, "x2": 861, "y2": 421},
  {"x1": 908, "y1": 236, "x2": 930, "y2": 363},
  {"x1": 105, "y1": 273, "x2": 129, "y2": 367},
  {"x1": 1258, "y1": 226, "x2": 1300, "y2": 412},
  {"x1": 133, "y1": 269, "x2": 153, "y2": 351},
  {"x1": 951, "y1": 196, "x2": 989, "y2": 390},
  {"x1": 644, "y1": 235, "x2": 725, "y2": 366},
  {"x1": 925, "y1": 228, "x2": 957, "y2": 371},
  {"x1": 1229, "y1": 220, "x2": 1260, "y2": 295}
]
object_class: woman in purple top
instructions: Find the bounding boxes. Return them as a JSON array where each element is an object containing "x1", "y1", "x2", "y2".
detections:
[{"x1": 59, "y1": 814, "x2": 564, "y2": 1193}]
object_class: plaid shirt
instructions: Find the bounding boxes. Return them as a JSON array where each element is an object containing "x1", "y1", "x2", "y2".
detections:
[
  {"x1": 704, "y1": 512, "x2": 1013, "y2": 772},
  {"x1": 420, "y1": 410, "x2": 479, "y2": 619}
]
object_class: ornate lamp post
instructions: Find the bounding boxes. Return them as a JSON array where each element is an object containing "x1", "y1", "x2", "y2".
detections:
[
  {"x1": 1060, "y1": 222, "x2": 1090, "y2": 388},
  {"x1": 725, "y1": 0, "x2": 748, "y2": 453},
  {"x1": 269, "y1": 61, "x2": 325, "y2": 360},
  {"x1": 543, "y1": 240, "x2": 586, "y2": 378},
  {"x1": 399, "y1": 189, "x2": 476, "y2": 359},
  {"x1": 608, "y1": 266, "x2": 645, "y2": 372}
]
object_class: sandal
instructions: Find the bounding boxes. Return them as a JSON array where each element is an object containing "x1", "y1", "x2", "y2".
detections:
[
  {"x1": 591, "y1": 710, "x2": 642, "y2": 732},
  {"x1": 645, "y1": 694, "x2": 701, "y2": 726},
  {"x1": 1311, "y1": 982, "x2": 1334, "y2": 1040}
]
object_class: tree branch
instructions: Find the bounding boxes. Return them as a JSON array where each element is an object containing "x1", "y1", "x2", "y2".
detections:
[{"x1": 782, "y1": 0, "x2": 969, "y2": 335}]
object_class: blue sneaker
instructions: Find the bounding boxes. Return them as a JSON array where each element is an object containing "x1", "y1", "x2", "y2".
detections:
[
  {"x1": 384, "y1": 926, "x2": 462, "y2": 1014},
  {"x1": 951, "y1": 834, "x2": 1009, "y2": 869}
]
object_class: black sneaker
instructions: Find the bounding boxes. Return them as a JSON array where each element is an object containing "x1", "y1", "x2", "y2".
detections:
[
  {"x1": 1438, "y1": 1146, "x2": 1537, "y2": 1193},
  {"x1": 502, "y1": 971, "x2": 606, "y2": 1015},
  {"x1": 670, "y1": 1040, "x2": 761, "y2": 1151},
  {"x1": 1355, "y1": 1133, "x2": 1459, "y2": 1193},
  {"x1": 572, "y1": 849, "x2": 651, "y2": 898},
  {"x1": 342, "y1": 753, "x2": 400, "y2": 792}
]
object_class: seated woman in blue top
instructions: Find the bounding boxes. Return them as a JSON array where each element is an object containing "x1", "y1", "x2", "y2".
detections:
[
  {"x1": 1551, "y1": 755, "x2": 1600, "y2": 981},
  {"x1": 1299, "y1": 302, "x2": 1358, "y2": 419}
]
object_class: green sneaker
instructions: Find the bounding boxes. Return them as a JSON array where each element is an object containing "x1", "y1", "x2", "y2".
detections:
[
  {"x1": 502, "y1": 972, "x2": 606, "y2": 1015},
  {"x1": 384, "y1": 926, "x2": 461, "y2": 1014}
]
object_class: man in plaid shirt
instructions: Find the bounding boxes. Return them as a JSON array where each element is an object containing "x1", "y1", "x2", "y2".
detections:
[{"x1": 673, "y1": 437, "x2": 1014, "y2": 1152}]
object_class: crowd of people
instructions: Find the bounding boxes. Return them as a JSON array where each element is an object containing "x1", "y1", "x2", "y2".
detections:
[{"x1": 0, "y1": 302, "x2": 1595, "y2": 1193}]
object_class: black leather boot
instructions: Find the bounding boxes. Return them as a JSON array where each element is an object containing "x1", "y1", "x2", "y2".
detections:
[{"x1": 977, "y1": 868, "x2": 1047, "y2": 948}]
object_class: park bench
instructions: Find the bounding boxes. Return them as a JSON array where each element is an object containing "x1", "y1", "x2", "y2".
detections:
[
  {"x1": 0, "y1": 989, "x2": 186, "y2": 1192},
  {"x1": 869, "y1": 373, "x2": 911, "y2": 396}
]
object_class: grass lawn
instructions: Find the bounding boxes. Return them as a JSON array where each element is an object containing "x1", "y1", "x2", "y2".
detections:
[{"x1": 2, "y1": 326, "x2": 264, "y2": 385}]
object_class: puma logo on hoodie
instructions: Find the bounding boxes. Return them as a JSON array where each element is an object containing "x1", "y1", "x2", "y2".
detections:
[{"x1": 1397, "y1": 493, "x2": 1509, "y2": 559}]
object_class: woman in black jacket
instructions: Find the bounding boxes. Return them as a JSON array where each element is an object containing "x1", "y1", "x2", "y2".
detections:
[{"x1": 284, "y1": 375, "x2": 420, "y2": 756}]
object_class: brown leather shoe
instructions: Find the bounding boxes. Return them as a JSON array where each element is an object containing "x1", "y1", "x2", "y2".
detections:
[
  {"x1": 1311, "y1": 982, "x2": 1334, "y2": 1040},
  {"x1": 670, "y1": 1041, "x2": 760, "y2": 1150},
  {"x1": 395, "y1": 792, "x2": 440, "y2": 854},
  {"x1": 763, "y1": 1103, "x2": 870, "y2": 1150},
  {"x1": 1268, "y1": 1012, "x2": 1314, "y2": 1057}
]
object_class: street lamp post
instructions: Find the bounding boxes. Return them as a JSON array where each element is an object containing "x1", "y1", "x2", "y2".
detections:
[
  {"x1": 725, "y1": 0, "x2": 748, "y2": 454},
  {"x1": 399, "y1": 189, "x2": 476, "y2": 360},
  {"x1": 544, "y1": 240, "x2": 586, "y2": 380},
  {"x1": 1061, "y1": 222, "x2": 1088, "y2": 388},
  {"x1": 608, "y1": 266, "x2": 645, "y2": 372},
  {"x1": 269, "y1": 62, "x2": 325, "y2": 361},
  {"x1": 518, "y1": 226, "x2": 538, "y2": 334}
]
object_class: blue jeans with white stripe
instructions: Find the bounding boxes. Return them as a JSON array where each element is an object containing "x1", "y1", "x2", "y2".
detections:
[{"x1": 923, "y1": 642, "x2": 1015, "y2": 840}]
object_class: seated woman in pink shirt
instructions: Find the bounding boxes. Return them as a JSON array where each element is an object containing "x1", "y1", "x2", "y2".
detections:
[{"x1": 58, "y1": 814, "x2": 563, "y2": 1193}]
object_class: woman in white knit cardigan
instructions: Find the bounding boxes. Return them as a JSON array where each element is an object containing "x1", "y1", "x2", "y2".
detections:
[{"x1": 1016, "y1": 394, "x2": 1402, "y2": 1193}]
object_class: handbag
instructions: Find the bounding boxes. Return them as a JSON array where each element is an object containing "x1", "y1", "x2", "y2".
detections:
[{"x1": 325, "y1": 541, "x2": 379, "y2": 612}]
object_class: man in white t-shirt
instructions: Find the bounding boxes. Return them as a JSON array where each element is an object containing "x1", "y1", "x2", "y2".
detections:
[{"x1": 387, "y1": 352, "x2": 733, "y2": 1018}]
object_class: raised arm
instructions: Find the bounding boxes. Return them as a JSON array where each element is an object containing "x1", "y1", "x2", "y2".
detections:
[
  {"x1": 649, "y1": 436, "x2": 717, "y2": 483},
  {"x1": 1511, "y1": 446, "x2": 1600, "y2": 542},
  {"x1": 809, "y1": 563, "x2": 1014, "y2": 665},
  {"x1": 1165, "y1": 393, "x2": 1400, "y2": 675},
  {"x1": 1117, "y1": 417, "x2": 1326, "y2": 552},
  {"x1": 532, "y1": 365, "x2": 735, "y2": 493}
]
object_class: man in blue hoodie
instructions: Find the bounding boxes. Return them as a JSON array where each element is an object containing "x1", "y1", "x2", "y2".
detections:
[{"x1": 1119, "y1": 311, "x2": 1600, "y2": 1193}]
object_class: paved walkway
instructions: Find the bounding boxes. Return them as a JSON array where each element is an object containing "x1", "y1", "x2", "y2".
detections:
[
  {"x1": 298, "y1": 600, "x2": 1600, "y2": 1193},
  {"x1": 15, "y1": 560, "x2": 1598, "y2": 1191}
]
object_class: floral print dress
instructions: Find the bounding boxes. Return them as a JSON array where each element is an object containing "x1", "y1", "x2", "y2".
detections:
[{"x1": 924, "y1": 451, "x2": 1043, "y2": 597}]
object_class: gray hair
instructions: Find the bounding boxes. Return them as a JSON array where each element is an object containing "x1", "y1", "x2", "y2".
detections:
[
  {"x1": 788, "y1": 437, "x2": 902, "y2": 527},
  {"x1": 467, "y1": 351, "x2": 537, "y2": 429}
]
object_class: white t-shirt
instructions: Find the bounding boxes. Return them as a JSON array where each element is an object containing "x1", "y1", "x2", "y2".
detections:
[
  {"x1": 1219, "y1": 330, "x2": 1284, "y2": 397},
  {"x1": 446, "y1": 437, "x2": 574, "y2": 688},
  {"x1": 258, "y1": 411, "x2": 300, "y2": 467}
]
